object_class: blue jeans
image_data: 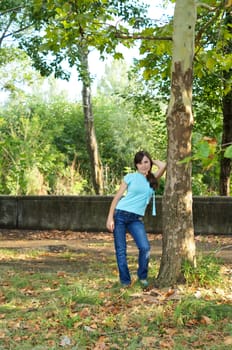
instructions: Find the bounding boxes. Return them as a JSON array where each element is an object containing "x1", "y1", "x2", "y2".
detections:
[{"x1": 113, "y1": 209, "x2": 150, "y2": 285}]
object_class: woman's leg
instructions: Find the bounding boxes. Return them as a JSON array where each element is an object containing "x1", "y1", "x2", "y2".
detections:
[
  {"x1": 128, "y1": 218, "x2": 150, "y2": 281},
  {"x1": 113, "y1": 210, "x2": 131, "y2": 285}
]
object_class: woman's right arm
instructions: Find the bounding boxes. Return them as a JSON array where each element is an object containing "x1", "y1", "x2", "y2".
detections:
[
  {"x1": 152, "y1": 159, "x2": 167, "y2": 179},
  {"x1": 106, "y1": 181, "x2": 127, "y2": 232}
]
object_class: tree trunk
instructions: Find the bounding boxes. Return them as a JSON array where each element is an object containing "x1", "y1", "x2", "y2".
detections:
[
  {"x1": 155, "y1": 0, "x2": 196, "y2": 287},
  {"x1": 219, "y1": 10, "x2": 232, "y2": 196},
  {"x1": 220, "y1": 91, "x2": 232, "y2": 196},
  {"x1": 79, "y1": 47, "x2": 104, "y2": 194}
]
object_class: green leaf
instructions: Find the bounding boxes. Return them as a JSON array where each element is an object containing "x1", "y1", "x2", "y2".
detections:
[
  {"x1": 224, "y1": 145, "x2": 232, "y2": 159},
  {"x1": 205, "y1": 56, "x2": 216, "y2": 70},
  {"x1": 113, "y1": 52, "x2": 124, "y2": 60},
  {"x1": 196, "y1": 141, "x2": 210, "y2": 158}
]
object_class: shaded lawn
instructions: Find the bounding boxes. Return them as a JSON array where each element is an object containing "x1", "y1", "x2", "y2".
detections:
[{"x1": 0, "y1": 231, "x2": 231, "y2": 350}]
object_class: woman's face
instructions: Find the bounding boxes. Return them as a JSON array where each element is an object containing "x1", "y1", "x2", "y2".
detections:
[{"x1": 136, "y1": 155, "x2": 151, "y2": 175}]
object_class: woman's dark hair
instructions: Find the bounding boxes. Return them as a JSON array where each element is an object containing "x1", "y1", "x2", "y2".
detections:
[{"x1": 134, "y1": 150, "x2": 159, "y2": 190}]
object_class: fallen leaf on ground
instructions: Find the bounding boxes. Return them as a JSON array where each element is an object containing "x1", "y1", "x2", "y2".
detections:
[
  {"x1": 164, "y1": 289, "x2": 176, "y2": 297},
  {"x1": 79, "y1": 307, "x2": 91, "y2": 317},
  {"x1": 57, "y1": 271, "x2": 66, "y2": 277},
  {"x1": 141, "y1": 336, "x2": 157, "y2": 346},
  {"x1": 224, "y1": 336, "x2": 232, "y2": 345},
  {"x1": 200, "y1": 315, "x2": 212, "y2": 325},
  {"x1": 93, "y1": 336, "x2": 107, "y2": 350},
  {"x1": 0, "y1": 330, "x2": 6, "y2": 339},
  {"x1": 159, "y1": 338, "x2": 174, "y2": 348}
]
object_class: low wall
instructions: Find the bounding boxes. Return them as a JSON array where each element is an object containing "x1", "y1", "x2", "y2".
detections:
[{"x1": 0, "y1": 196, "x2": 231, "y2": 234}]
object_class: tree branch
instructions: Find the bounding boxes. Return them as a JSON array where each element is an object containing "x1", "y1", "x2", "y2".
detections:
[
  {"x1": 2, "y1": 23, "x2": 35, "y2": 40},
  {"x1": 115, "y1": 33, "x2": 172, "y2": 41},
  {"x1": 0, "y1": 5, "x2": 22, "y2": 16},
  {"x1": 195, "y1": 6, "x2": 222, "y2": 52},
  {"x1": 222, "y1": 142, "x2": 232, "y2": 147},
  {"x1": 0, "y1": 17, "x2": 13, "y2": 47},
  {"x1": 196, "y1": 2, "x2": 216, "y2": 10}
]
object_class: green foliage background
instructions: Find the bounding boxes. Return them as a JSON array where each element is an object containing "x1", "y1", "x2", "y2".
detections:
[
  {"x1": 0, "y1": 55, "x2": 167, "y2": 195},
  {"x1": 0, "y1": 51, "x2": 230, "y2": 196},
  {"x1": 0, "y1": 0, "x2": 231, "y2": 196}
]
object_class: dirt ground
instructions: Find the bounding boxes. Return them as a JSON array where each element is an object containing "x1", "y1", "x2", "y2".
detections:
[{"x1": 0, "y1": 229, "x2": 232, "y2": 264}]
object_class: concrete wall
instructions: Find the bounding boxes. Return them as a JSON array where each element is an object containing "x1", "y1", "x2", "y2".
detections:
[{"x1": 0, "y1": 195, "x2": 231, "y2": 234}]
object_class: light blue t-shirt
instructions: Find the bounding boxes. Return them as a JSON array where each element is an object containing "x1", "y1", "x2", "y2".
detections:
[{"x1": 116, "y1": 172, "x2": 156, "y2": 216}]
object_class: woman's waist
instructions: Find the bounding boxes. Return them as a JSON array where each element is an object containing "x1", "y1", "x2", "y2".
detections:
[{"x1": 115, "y1": 208, "x2": 144, "y2": 218}]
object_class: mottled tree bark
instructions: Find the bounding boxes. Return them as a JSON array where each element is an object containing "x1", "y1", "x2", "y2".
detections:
[
  {"x1": 79, "y1": 46, "x2": 104, "y2": 194},
  {"x1": 155, "y1": 0, "x2": 196, "y2": 287}
]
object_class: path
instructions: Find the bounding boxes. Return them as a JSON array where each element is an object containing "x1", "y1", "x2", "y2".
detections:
[{"x1": 0, "y1": 229, "x2": 232, "y2": 263}]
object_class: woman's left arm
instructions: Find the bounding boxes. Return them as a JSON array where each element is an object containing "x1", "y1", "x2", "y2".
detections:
[{"x1": 152, "y1": 159, "x2": 167, "y2": 179}]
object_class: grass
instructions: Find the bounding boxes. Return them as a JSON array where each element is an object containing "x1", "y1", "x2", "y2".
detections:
[{"x1": 0, "y1": 241, "x2": 231, "y2": 350}]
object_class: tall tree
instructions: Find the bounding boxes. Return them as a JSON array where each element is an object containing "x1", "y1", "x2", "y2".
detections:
[
  {"x1": 19, "y1": 0, "x2": 106, "y2": 194},
  {"x1": 155, "y1": 0, "x2": 196, "y2": 286},
  {"x1": 78, "y1": 43, "x2": 103, "y2": 194}
]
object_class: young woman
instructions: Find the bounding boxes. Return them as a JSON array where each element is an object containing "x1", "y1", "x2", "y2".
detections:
[{"x1": 106, "y1": 150, "x2": 166, "y2": 288}]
